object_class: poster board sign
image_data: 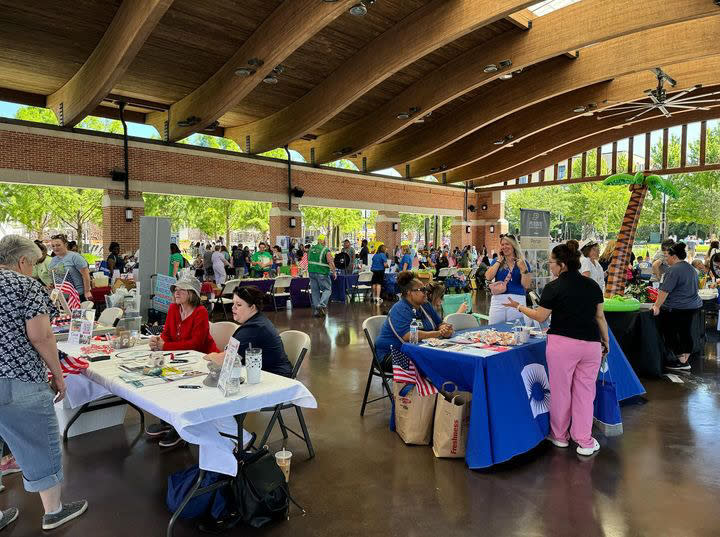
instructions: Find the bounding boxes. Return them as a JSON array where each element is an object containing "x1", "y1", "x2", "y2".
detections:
[
  {"x1": 521, "y1": 236, "x2": 551, "y2": 296},
  {"x1": 152, "y1": 274, "x2": 176, "y2": 313},
  {"x1": 275, "y1": 236, "x2": 290, "y2": 252},
  {"x1": 520, "y1": 209, "x2": 551, "y2": 238}
]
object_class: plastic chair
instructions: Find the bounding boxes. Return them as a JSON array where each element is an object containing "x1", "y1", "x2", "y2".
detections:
[
  {"x1": 352, "y1": 271, "x2": 373, "y2": 302},
  {"x1": 270, "y1": 275, "x2": 293, "y2": 311},
  {"x1": 437, "y1": 267, "x2": 452, "y2": 279},
  {"x1": 209, "y1": 321, "x2": 238, "y2": 350},
  {"x1": 98, "y1": 307, "x2": 123, "y2": 327},
  {"x1": 360, "y1": 315, "x2": 393, "y2": 416},
  {"x1": 443, "y1": 313, "x2": 480, "y2": 331},
  {"x1": 80, "y1": 301, "x2": 95, "y2": 310},
  {"x1": 258, "y1": 330, "x2": 314, "y2": 458}
]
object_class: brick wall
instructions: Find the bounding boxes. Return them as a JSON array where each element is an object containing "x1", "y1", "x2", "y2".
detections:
[
  {"x1": 268, "y1": 202, "x2": 303, "y2": 245},
  {"x1": 376, "y1": 211, "x2": 401, "y2": 252},
  {"x1": 102, "y1": 190, "x2": 144, "y2": 254}
]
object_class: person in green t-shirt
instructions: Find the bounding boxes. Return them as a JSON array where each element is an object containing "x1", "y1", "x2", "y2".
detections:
[
  {"x1": 169, "y1": 243, "x2": 185, "y2": 277},
  {"x1": 250, "y1": 242, "x2": 274, "y2": 277}
]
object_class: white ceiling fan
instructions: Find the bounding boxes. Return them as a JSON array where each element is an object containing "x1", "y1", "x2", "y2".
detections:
[{"x1": 596, "y1": 68, "x2": 720, "y2": 122}]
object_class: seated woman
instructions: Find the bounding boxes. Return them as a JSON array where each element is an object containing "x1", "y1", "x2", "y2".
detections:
[
  {"x1": 204, "y1": 286, "x2": 293, "y2": 378},
  {"x1": 374, "y1": 272, "x2": 454, "y2": 369},
  {"x1": 146, "y1": 276, "x2": 219, "y2": 447},
  {"x1": 425, "y1": 281, "x2": 467, "y2": 317}
]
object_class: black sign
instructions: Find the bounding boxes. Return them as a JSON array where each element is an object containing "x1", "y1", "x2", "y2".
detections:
[{"x1": 520, "y1": 209, "x2": 550, "y2": 238}]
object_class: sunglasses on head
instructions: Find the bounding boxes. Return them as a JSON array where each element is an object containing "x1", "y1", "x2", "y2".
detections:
[{"x1": 500, "y1": 233, "x2": 516, "y2": 240}]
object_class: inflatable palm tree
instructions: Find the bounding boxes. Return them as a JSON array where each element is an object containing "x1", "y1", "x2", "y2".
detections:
[{"x1": 602, "y1": 171, "x2": 679, "y2": 297}]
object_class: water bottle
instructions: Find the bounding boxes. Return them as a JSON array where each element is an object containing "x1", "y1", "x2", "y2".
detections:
[
  {"x1": 224, "y1": 350, "x2": 245, "y2": 397},
  {"x1": 409, "y1": 318, "x2": 420, "y2": 345}
]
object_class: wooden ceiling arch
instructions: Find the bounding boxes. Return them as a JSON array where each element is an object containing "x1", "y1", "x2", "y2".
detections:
[
  {"x1": 473, "y1": 105, "x2": 720, "y2": 190},
  {"x1": 381, "y1": 16, "x2": 720, "y2": 175},
  {"x1": 146, "y1": 0, "x2": 354, "y2": 141},
  {"x1": 46, "y1": 0, "x2": 173, "y2": 127},
  {"x1": 443, "y1": 57, "x2": 720, "y2": 183},
  {"x1": 224, "y1": 0, "x2": 536, "y2": 154}
]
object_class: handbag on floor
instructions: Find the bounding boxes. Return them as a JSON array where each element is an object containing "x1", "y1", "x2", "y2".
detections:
[
  {"x1": 593, "y1": 357, "x2": 623, "y2": 437},
  {"x1": 432, "y1": 382, "x2": 472, "y2": 458}
]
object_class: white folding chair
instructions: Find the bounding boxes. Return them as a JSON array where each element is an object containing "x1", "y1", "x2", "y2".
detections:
[
  {"x1": 210, "y1": 278, "x2": 241, "y2": 319},
  {"x1": 209, "y1": 321, "x2": 238, "y2": 350},
  {"x1": 443, "y1": 313, "x2": 480, "y2": 331},
  {"x1": 360, "y1": 315, "x2": 393, "y2": 416},
  {"x1": 98, "y1": 307, "x2": 123, "y2": 327},
  {"x1": 80, "y1": 300, "x2": 95, "y2": 310},
  {"x1": 258, "y1": 331, "x2": 314, "y2": 457},
  {"x1": 270, "y1": 275, "x2": 293, "y2": 311},
  {"x1": 353, "y1": 271, "x2": 373, "y2": 302}
]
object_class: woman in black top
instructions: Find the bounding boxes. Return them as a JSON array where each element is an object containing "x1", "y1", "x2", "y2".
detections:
[
  {"x1": 503, "y1": 243, "x2": 609, "y2": 457},
  {"x1": 204, "y1": 286, "x2": 292, "y2": 378},
  {"x1": 107, "y1": 242, "x2": 125, "y2": 273},
  {"x1": 359, "y1": 239, "x2": 369, "y2": 266}
]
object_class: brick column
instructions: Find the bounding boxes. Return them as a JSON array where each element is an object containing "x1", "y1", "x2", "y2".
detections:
[
  {"x1": 102, "y1": 189, "x2": 144, "y2": 254},
  {"x1": 375, "y1": 211, "x2": 401, "y2": 252},
  {"x1": 473, "y1": 191, "x2": 508, "y2": 255},
  {"x1": 450, "y1": 216, "x2": 472, "y2": 249},
  {"x1": 269, "y1": 202, "x2": 303, "y2": 246}
]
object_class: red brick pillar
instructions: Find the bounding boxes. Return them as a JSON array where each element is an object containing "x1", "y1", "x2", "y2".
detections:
[
  {"x1": 269, "y1": 202, "x2": 303, "y2": 246},
  {"x1": 473, "y1": 191, "x2": 508, "y2": 255},
  {"x1": 375, "y1": 211, "x2": 401, "y2": 252},
  {"x1": 102, "y1": 189, "x2": 144, "y2": 254},
  {"x1": 450, "y1": 216, "x2": 472, "y2": 249}
]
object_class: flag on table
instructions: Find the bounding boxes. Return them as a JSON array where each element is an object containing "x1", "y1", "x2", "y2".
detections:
[
  {"x1": 48, "y1": 350, "x2": 90, "y2": 379},
  {"x1": 53, "y1": 270, "x2": 81, "y2": 310},
  {"x1": 391, "y1": 346, "x2": 438, "y2": 396}
]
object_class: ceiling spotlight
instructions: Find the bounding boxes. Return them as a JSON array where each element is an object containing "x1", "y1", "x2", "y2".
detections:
[
  {"x1": 499, "y1": 73, "x2": 513, "y2": 80},
  {"x1": 415, "y1": 111, "x2": 432, "y2": 123},
  {"x1": 396, "y1": 112, "x2": 410, "y2": 120},
  {"x1": 493, "y1": 134, "x2": 514, "y2": 146},
  {"x1": 573, "y1": 105, "x2": 588, "y2": 113},
  {"x1": 396, "y1": 106, "x2": 421, "y2": 120},
  {"x1": 350, "y1": 1, "x2": 374, "y2": 16},
  {"x1": 177, "y1": 116, "x2": 201, "y2": 127},
  {"x1": 498, "y1": 59, "x2": 513, "y2": 69},
  {"x1": 263, "y1": 75, "x2": 278, "y2": 84},
  {"x1": 483, "y1": 64, "x2": 498, "y2": 73},
  {"x1": 234, "y1": 67, "x2": 255, "y2": 77}
]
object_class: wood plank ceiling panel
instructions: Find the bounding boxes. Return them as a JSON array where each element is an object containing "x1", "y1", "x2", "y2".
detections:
[
  {"x1": 0, "y1": 0, "x2": 120, "y2": 94},
  {"x1": 220, "y1": 0, "x2": 433, "y2": 128},
  {"x1": 113, "y1": 0, "x2": 283, "y2": 104}
]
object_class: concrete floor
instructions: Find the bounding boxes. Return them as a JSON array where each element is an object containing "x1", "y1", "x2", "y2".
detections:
[{"x1": 3, "y1": 296, "x2": 720, "y2": 537}]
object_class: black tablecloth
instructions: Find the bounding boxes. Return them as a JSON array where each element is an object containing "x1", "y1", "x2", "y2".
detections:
[{"x1": 605, "y1": 309, "x2": 705, "y2": 378}]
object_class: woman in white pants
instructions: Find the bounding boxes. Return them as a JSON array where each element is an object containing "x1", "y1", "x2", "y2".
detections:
[{"x1": 484, "y1": 234, "x2": 532, "y2": 324}]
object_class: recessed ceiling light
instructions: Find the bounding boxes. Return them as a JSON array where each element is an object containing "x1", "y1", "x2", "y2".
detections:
[
  {"x1": 234, "y1": 67, "x2": 255, "y2": 77},
  {"x1": 263, "y1": 75, "x2": 278, "y2": 84},
  {"x1": 493, "y1": 139, "x2": 505, "y2": 145},
  {"x1": 350, "y1": 2, "x2": 368, "y2": 16},
  {"x1": 483, "y1": 64, "x2": 498, "y2": 73},
  {"x1": 396, "y1": 112, "x2": 410, "y2": 120},
  {"x1": 573, "y1": 105, "x2": 587, "y2": 113}
]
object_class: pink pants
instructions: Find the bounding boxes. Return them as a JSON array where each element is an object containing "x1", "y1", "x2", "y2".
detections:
[{"x1": 546, "y1": 334, "x2": 602, "y2": 449}]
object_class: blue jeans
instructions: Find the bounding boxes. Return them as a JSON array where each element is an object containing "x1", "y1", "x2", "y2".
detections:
[
  {"x1": 309, "y1": 272, "x2": 332, "y2": 310},
  {"x1": 0, "y1": 378, "x2": 63, "y2": 492}
]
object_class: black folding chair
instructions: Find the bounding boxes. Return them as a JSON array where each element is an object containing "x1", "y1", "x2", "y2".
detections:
[{"x1": 360, "y1": 315, "x2": 393, "y2": 416}]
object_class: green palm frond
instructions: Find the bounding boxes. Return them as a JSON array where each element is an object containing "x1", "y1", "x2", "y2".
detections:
[
  {"x1": 603, "y1": 173, "x2": 635, "y2": 186},
  {"x1": 655, "y1": 178, "x2": 680, "y2": 199},
  {"x1": 632, "y1": 171, "x2": 647, "y2": 184}
]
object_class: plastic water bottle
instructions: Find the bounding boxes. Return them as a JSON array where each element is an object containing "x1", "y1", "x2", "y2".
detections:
[{"x1": 409, "y1": 318, "x2": 420, "y2": 345}]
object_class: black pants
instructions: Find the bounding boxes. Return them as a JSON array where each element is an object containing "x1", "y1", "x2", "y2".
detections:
[{"x1": 659, "y1": 307, "x2": 698, "y2": 356}]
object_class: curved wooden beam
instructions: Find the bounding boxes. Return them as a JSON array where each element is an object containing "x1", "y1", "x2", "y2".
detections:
[
  {"x1": 447, "y1": 57, "x2": 720, "y2": 183},
  {"x1": 46, "y1": 0, "x2": 173, "y2": 127},
  {"x1": 474, "y1": 104, "x2": 720, "y2": 190},
  {"x1": 147, "y1": 0, "x2": 354, "y2": 141},
  {"x1": 299, "y1": 0, "x2": 720, "y2": 166},
  {"x1": 225, "y1": 0, "x2": 536, "y2": 154},
  {"x1": 402, "y1": 16, "x2": 720, "y2": 175}
]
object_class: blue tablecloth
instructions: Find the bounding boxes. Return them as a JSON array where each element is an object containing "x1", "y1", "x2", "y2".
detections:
[
  {"x1": 402, "y1": 324, "x2": 644, "y2": 469},
  {"x1": 331, "y1": 273, "x2": 358, "y2": 303},
  {"x1": 290, "y1": 277, "x2": 311, "y2": 308},
  {"x1": 384, "y1": 272, "x2": 397, "y2": 296}
]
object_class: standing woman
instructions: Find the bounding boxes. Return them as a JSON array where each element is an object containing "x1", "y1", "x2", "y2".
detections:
[
  {"x1": 0, "y1": 235, "x2": 88, "y2": 530},
  {"x1": 580, "y1": 240, "x2": 605, "y2": 289},
  {"x1": 598, "y1": 240, "x2": 616, "y2": 272},
  {"x1": 49, "y1": 234, "x2": 92, "y2": 301},
  {"x1": 484, "y1": 234, "x2": 532, "y2": 324},
  {"x1": 652, "y1": 242, "x2": 703, "y2": 371},
  {"x1": 503, "y1": 243, "x2": 609, "y2": 456},
  {"x1": 370, "y1": 244, "x2": 389, "y2": 303},
  {"x1": 212, "y1": 245, "x2": 231, "y2": 286},
  {"x1": 168, "y1": 243, "x2": 184, "y2": 278}
]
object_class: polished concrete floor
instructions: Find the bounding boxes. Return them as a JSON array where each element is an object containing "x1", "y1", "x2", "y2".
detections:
[{"x1": 3, "y1": 295, "x2": 720, "y2": 536}]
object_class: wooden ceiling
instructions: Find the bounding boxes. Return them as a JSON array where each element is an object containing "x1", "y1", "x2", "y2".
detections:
[{"x1": 1, "y1": 0, "x2": 719, "y2": 186}]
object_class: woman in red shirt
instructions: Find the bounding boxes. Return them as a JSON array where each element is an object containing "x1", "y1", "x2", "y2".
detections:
[{"x1": 146, "y1": 276, "x2": 219, "y2": 447}]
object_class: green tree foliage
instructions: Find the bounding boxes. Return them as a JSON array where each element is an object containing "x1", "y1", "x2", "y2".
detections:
[
  {"x1": 143, "y1": 194, "x2": 191, "y2": 231},
  {"x1": 0, "y1": 184, "x2": 57, "y2": 237},
  {"x1": 76, "y1": 116, "x2": 123, "y2": 134},
  {"x1": 179, "y1": 134, "x2": 241, "y2": 151},
  {"x1": 185, "y1": 198, "x2": 269, "y2": 244},
  {"x1": 46, "y1": 188, "x2": 103, "y2": 251},
  {"x1": 14, "y1": 106, "x2": 58, "y2": 124},
  {"x1": 301, "y1": 206, "x2": 365, "y2": 237}
]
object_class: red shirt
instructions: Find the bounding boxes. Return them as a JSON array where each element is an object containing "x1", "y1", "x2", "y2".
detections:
[{"x1": 161, "y1": 303, "x2": 220, "y2": 354}]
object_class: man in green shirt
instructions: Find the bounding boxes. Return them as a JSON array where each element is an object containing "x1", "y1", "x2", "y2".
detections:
[
  {"x1": 308, "y1": 235, "x2": 337, "y2": 317},
  {"x1": 251, "y1": 242, "x2": 274, "y2": 277}
]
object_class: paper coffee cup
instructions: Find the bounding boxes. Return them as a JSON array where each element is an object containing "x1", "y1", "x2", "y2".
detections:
[{"x1": 275, "y1": 449, "x2": 292, "y2": 482}]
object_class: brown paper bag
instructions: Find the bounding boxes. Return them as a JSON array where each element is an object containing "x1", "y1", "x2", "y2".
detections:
[
  {"x1": 432, "y1": 382, "x2": 472, "y2": 458},
  {"x1": 394, "y1": 382, "x2": 436, "y2": 445}
]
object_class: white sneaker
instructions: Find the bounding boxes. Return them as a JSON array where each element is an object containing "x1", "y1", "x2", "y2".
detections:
[
  {"x1": 576, "y1": 438, "x2": 600, "y2": 456},
  {"x1": 377, "y1": 298, "x2": 383, "y2": 304},
  {"x1": 546, "y1": 435, "x2": 569, "y2": 448}
]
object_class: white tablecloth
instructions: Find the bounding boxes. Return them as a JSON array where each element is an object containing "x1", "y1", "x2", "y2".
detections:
[{"x1": 57, "y1": 343, "x2": 317, "y2": 475}]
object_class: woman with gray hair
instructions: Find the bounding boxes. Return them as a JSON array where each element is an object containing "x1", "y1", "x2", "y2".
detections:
[{"x1": 0, "y1": 235, "x2": 87, "y2": 531}]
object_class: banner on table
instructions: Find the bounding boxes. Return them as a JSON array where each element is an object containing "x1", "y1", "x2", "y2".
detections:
[{"x1": 153, "y1": 273, "x2": 176, "y2": 313}]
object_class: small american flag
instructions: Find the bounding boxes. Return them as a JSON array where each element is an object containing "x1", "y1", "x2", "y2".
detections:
[
  {"x1": 53, "y1": 270, "x2": 81, "y2": 310},
  {"x1": 391, "y1": 346, "x2": 438, "y2": 396},
  {"x1": 48, "y1": 350, "x2": 90, "y2": 379}
]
